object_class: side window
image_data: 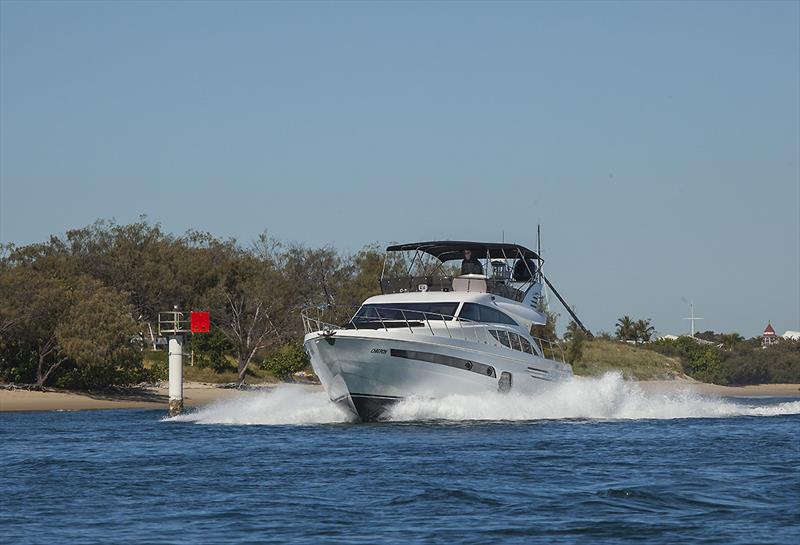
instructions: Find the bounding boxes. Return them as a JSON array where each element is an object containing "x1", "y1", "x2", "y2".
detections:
[
  {"x1": 519, "y1": 336, "x2": 534, "y2": 354},
  {"x1": 478, "y1": 305, "x2": 518, "y2": 326},
  {"x1": 459, "y1": 303, "x2": 480, "y2": 321},
  {"x1": 460, "y1": 303, "x2": 518, "y2": 326},
  {"x1": 425, "y1": 302, "x2": 459, "y2": 318},
  {"x1": 509, "y1": 332, "x2": 523, "y2": 352},
  {"x1": 497, "y1": 330, "x2": 511, "y2": 348}
]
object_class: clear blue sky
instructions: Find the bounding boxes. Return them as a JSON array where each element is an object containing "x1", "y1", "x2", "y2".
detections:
[{"x1": 1, "y1": 0, "x2": 798, "y2": 337}]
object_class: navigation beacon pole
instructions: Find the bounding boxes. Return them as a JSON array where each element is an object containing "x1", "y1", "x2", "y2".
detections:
[
  {"x1": 158, "y1": 308, "x2": 210, "y2": 417},
  {"x1": 168, "y1": 333, "x2": 184, "y2": 417}
]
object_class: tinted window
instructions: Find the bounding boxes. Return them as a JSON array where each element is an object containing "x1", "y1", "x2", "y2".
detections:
[
  {"x1": 509, "y1": 332, "x2": 523, "y2": 351},
  {"x1": 491, "y1": 329, "x2": 534, "y2": 354},
  {"x1": 459, "y1": 302, "x2": 481, "y2": 321},
  {"x1": 496, "y1": 330, "x2": 512, "y2": 348},
  {"x1": 354, "y1": 303, "x2": 459, "y2": 322},
  {"x1": 459, "y1": 303, "x2": 517, "y2": 325}
]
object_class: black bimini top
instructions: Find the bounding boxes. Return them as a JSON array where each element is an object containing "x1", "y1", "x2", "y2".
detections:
[{"x1": 385, "y1": 241, "x2": 541, "y2": 262}]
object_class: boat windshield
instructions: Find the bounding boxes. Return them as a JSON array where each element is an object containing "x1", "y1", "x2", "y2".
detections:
[{"x1": 352, "y1": 302, "x2": 459, "y2": 324}]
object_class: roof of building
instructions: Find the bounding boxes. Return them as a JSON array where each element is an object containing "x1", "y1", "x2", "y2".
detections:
[
  {"x1": 763, "y1": 323, "x2": 776, "y2": 336},
  {"x1": 385, "y1": 241, "x2": 540, "y2": 262},
  {"x1": 782, "y1": 330, "x2": 800, "y2": 340}
]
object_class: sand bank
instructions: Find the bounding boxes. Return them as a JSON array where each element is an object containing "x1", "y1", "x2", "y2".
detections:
[
  {"x1": 0, "y1": 383, "x2": 264, "y2": 412},
  {"x1": 637, "y1": 381, "x2": 800, "y2": 398}
]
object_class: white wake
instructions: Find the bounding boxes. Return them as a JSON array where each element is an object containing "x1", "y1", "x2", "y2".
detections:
[
  {"x1": 168, "y1": 373, "x2": 800, "y2": 425},
  {"x1": 387, "y1": 373, "x2": 800, "y2": 422},
  {"x1": 170, "y1": 384, "x2": 355, "y2": 425}
]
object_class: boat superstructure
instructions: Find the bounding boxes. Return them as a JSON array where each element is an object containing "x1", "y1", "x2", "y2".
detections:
[{"x1": 302, "y1": 241, "x2": 582, "y2": 421}]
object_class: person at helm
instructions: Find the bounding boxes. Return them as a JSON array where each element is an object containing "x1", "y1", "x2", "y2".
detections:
[{"x1": 460, "y1": 249, "x2": 484, "y2": 275}]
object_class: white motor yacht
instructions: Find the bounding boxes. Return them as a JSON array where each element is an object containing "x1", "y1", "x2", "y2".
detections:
[{"x1": 302, "y1": 241, "x2": 584, "y2": 421}]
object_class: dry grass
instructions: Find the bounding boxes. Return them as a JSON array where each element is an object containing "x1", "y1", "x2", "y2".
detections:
[{"x1": 573, "y1": 339, "x2": 685, "y2": 380}]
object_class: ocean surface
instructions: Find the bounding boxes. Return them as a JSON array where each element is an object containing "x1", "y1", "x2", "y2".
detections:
[{"x1": 2, "y1": 374, "x2": 799, "y2": 544}]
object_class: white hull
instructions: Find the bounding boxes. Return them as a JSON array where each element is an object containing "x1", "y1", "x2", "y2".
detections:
[{"x1": 304, "y1": 325, "x2": 572, "y2": 420}]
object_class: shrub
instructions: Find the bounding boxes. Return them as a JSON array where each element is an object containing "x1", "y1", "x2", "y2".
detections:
[
  {"x1": 259, "y1": 344, "x2": 309, "y2": 380},
  {"x1": 649, "y1": 337, "x2": 723, "y2": 383}
]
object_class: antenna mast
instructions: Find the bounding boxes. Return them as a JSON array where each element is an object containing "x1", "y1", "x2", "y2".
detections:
[
  {"x1": 537, "y1": 224, "x2": 543, "y2": 283},
  {"x1": 683, "y1": 300, "x2": 704, "y2": 337}
]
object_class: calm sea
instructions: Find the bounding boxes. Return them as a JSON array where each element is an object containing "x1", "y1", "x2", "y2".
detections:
[{"x1": 2, "y1": 376, "x2": 799, "y2": 545}]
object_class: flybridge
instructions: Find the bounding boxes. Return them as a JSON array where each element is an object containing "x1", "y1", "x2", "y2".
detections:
[
  {"x1": 385, "y1": 241, "x2": 542, "y2": 262},
  {"x1": 380, "y1": 240, "x2": 542, "y2": 304},
  {"x1": 381, "y1": 239, "x2": 590, "y2": 336}
]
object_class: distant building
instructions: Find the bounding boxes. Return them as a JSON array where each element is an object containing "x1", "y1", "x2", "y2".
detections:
[
  {"x1": 783, "y1": 330, "x2": 800, "y2": 341},
  {"x1": 762, "y1": 323, "x2": 778, "y2": 347}
]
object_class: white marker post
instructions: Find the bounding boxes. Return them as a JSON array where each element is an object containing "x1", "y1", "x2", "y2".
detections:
[{"x1": 168, "y1": 335, "x2": 184, "y2": 417}]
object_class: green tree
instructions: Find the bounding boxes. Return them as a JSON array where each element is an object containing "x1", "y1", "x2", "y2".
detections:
[
  {"x1": 615, "y1": 316, "x2": 636, "y2": 342},
  {"x1": 633, "y1": 319, "x2": 655, "y2": 344},
  {"x1": 564, "y1": 320, "x2": 586, "y2": 364},
  {"x1": 188, "y1": 330, "x2": 235, "y2": 373},
  {"x1": 719, "y1": 332, "x2": 744, "y2": 352},
  {"x1": 0, "y1": 269, "x2": 73, "y2": 388},
  {"x1": 55, "y1": 281, "x2": 143, "y2": 387},
  {"x1": 207, "y1": 253, "x2": 287, "y2": 385},
  {"x1": 0, "y1": 269, "x2": 142, "y2": 388},
  {"x1": 649, "y1": 336, "x2": 724, "y2": 383}
]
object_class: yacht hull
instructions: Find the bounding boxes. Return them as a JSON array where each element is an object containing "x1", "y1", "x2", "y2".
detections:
[{"x1": 304, "y1": 330, "x2": 572, "y2": 421}]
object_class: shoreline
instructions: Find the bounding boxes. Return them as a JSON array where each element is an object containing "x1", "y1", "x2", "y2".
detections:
[
  {"x1": 0, "y1": 383, "x2": 267, "y2": 413},
  {"x1": 1, "y1": 381, "x2": 799, "y2": 413},
  {"x1": 635, "y1": 381, "x2": 800, "y2": 398}
]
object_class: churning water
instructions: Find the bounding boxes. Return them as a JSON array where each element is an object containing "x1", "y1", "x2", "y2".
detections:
[
  {"x1": 174, "y1": 373, "x2": 800, "y2": 424},
  {"x1": 2, "y1": 374, "x2": 799, "y2": 544}
]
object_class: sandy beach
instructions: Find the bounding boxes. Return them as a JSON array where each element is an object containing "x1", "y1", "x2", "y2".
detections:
[
  {"x1": 0, "y1": 383, "x2": 260, "y2": 412},
  {"x1": 1, "y1": 380, "x2": 798, "y2": 413},
  {"x1": 640, "y1": 382, "x2": 800, "y2": 398}
]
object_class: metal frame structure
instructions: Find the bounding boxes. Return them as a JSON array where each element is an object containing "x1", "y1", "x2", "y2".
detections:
[{"x1": 158, "y1": 310, "x2": 191, "y2": 336}]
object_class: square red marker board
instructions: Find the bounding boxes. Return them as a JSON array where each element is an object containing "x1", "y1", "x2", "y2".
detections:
[{"x1": 190, "y1": 311, "x2": 210, "y2": 333}]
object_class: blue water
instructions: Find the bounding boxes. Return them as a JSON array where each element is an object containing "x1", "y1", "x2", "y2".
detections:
[{"x1": 2, "y1": 379, "x2": 799, "y2": 544}]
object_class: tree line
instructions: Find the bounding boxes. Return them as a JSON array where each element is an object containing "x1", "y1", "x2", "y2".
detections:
[
  {"x1": 0, "y1": 219, "x2": 390, "y2": 388},
  {"x1": 2, "y1": 220, "x2": 797, "y2": 389}
]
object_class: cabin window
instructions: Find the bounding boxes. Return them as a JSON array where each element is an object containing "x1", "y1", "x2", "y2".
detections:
[
  {"x1": 353, "y1": 302, "x2": 459, "y2": 323},
  {"x1": 490, "y1": 329, "x2": 535, "y2": 355},
  {"x1": 509, "y1": 332, "x2": 523, "y2": 352},
  {"x1": 458, "y1": 303, "x2": 517, "y2": 326},
  {"x1": 496, "y1": 330, "x2": 512, "y2": 348}
]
